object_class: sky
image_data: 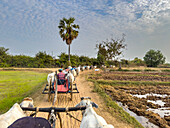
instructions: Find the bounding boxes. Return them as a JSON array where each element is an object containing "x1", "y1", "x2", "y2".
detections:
[{"x1": 0, "y1": 0, "x2": 170, "y2": 62}]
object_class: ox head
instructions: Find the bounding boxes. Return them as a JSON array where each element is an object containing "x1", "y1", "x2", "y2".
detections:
[
  {"x1": 20, "y1": 97, "x2": 34, "y2": 108},
  {"x1": 20, "y1": 97, "x2": 34, "y2": 116},
  {"x1": 75, "y1": 97, "x2": 98, "y2": 108}
]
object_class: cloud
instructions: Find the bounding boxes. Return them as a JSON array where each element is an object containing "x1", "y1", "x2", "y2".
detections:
[{"x1": 0, "y1": 0, "x2": 170, "y2": 61}]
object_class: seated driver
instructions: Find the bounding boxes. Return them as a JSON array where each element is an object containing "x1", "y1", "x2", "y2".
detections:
[{"x1": 57, "y1": 69, "x2": 66, "y2": 85}]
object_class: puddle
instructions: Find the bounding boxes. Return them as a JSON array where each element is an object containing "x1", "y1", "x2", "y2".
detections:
[
  {"x1": 117, "y1": 102, "x2": 159, "y2": 128},
  {"x1": 132, "y1": 94, "x2": 170, "y2": 118},
  {"x1": 132, "y1": 93, "x2": 168, "y2": 98},
  {"x1": 147, "y1": 100, "x2": 166, "y2": 106},
  {"x1": 148, "y1": 107, "x2": 170, "y2": 118},
  {"x1": 105, "y1": 86, "x2": 170, "y2": 127}
]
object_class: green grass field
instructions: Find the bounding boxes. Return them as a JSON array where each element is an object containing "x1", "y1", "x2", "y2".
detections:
[{"x1": 0, "y1": 71, "x2": 47, "y2": 114}]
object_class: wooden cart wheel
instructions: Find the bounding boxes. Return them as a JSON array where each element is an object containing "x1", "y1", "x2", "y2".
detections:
[
  {"x1": 48, "y1": 79, "x2": 52, "y2": 102},
  {"x1": 53, "y1": 84, "x2": 57, "y2": 106},
  {"x1": 70, "y1": 81, "x2": 73, "y2": 101}
]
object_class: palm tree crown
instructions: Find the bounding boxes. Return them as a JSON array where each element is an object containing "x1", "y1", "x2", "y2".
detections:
[
  {"x1": 58, "y1": 17, "x2": 79, "y2": 65},
  {"x1": 58, "y1": 17, "x2": 79, "y2": 45}
]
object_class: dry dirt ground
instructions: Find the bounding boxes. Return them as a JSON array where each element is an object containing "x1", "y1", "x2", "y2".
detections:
[{"x1": 32, "y1": 70, "x2": 131, "y2": 128}]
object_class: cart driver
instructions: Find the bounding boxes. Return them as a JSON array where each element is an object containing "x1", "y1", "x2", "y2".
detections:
[{"x1": 57, "y1": 69, "x2": 66, "y2": 85}]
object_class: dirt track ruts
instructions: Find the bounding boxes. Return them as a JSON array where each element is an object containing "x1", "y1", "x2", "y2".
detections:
[{"x1": 32, "y1": 70, "x2": 131, "y2": 128}]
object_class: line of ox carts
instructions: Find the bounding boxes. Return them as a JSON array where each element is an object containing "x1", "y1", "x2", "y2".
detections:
[{"x1": 0, "y1": 66, "x2": 114, "y2": 128}]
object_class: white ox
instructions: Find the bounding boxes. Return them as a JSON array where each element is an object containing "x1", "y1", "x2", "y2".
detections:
[
  {"x1": 81, "y1": 66, "x2": 85, "y2": 71},
  {"x1": 76, "y1": 67, "x2": 80, "y2": 76},
  {"x1": 47, "y1": 72, "x2": 55, "y2": 86},
  {"x1": 66, "y1": 71, "x2": 75, "y2": 84},
  {"x1": 71, "y1": 69, "x2": 77, "y2": 77},
  {"x1": 86, "y1": 66, "x2": 90, "y2": 70},
  {"x1": 47, "y1": 70, "x2": 75, "y2": 85},
  {"x1": 76, "y1": 97, "x2": 114, "y2": 128},
  {"x1": 0, "y1": 97, "x2": 34, "y2": 128}
]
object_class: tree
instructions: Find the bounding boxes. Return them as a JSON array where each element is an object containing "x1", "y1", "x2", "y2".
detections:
[
  {"x1": 35, "y1": 51, "x2": 54, "y2": 68},
  {"x1": 143, "y1": 49, "x2": 165, "y2": 67},
  {"x1": 96, "y1": 34, "x2": 127, "y2": 67},
  {"x1": 121, "y1": 59, "x2": 129, "y2": 66},
  {"x1": 0, "y1": 47, "x2": 10, "y2": 67},
  {"x1": 131, "y1": 57, "x2": 145, "y2": 66},
  {"x1": 58, "y1": 17, "x2": 79, "y2": 65},
  {"x1": 97, "y1": 54, "x2": 105, "y2": 66}
]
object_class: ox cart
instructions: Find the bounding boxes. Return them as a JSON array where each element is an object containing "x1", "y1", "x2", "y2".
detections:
[
  {"x1": 42, "y1": 71, "x2": 79, "y2": 103},
  {"x1": 9, "y1": 106, "x2": 86, "y2": 128}
]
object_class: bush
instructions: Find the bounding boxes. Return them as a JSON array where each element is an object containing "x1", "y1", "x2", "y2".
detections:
[
  {"x1": 161, "y1": 69, "x2": 170, "y2": 72},
  {"x1": 132, "y1": 69, "x2": 142, "y2": 72},
  {"x1": 117, "y1": 69, "x2": 130, "y2": 72},
  {"x1": 144, "y1": 69, "x2": 156, "y2": 72}
]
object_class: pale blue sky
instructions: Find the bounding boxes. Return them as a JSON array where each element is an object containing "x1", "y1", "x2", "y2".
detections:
[{"x1": 0, "y1": 0, "x2": 170, "y2": 62}]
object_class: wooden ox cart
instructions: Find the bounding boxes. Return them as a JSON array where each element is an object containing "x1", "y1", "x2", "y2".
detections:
[{"x1": 42, "y1": 71, "x2": 79, "y2": 104}]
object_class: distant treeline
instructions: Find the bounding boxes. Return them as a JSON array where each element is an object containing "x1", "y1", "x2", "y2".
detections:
[
  {"x1": 1, "y1": 47, "x2": 169, "y2": 68},
  {"x1": 0, "y1": 47, "x2": 100, "y2": 68}
]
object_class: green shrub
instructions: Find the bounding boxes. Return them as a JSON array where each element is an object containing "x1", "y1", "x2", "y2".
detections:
[
  {"x1": 132, "y1": 69, "x2": 142, "y2": 72},
  {"x1": 117, "y1": 69, "x2": 130, "y2": 72},
  {"x1": 161, "y1": 69, "x2": 170, "y2": 72},
  {"x1": 144, "y1": 69, "x2": 156, "y2": 72}
]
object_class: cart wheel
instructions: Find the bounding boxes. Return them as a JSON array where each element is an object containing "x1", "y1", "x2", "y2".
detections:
[
  {"x1": 70, "y1": 81, "x2": 73, "y2": 101},
  {"x1": 53, "y1": 77, "x2": 58, "y2": 106},
  {"x1": 53, "y1": 87, "x2": 57, "y2": 106},
  {"x1": 48, "y1": 79, "x2": 52, "y2": 102}
]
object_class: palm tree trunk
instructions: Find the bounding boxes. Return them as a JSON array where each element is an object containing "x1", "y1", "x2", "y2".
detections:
[{"x1": 68, "y1": 44, "x2": 71, "y2": 65}]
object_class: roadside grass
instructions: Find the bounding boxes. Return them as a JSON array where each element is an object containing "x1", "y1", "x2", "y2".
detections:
[
  {"x1": 90, "y1": 80, "x2": 144, "y2": 128},
  {"x1": 0, "y1": 71, "x2": 47, "y2": 114}
]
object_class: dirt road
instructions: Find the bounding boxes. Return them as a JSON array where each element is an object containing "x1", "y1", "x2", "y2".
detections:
[{"x1": 32, "y1": 70, "x2": 131, "y2": 128}]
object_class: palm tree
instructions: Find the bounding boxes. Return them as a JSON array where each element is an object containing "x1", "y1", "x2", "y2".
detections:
[{"x1": 58, "y1": 17, "x2": 79, "y2": 65}]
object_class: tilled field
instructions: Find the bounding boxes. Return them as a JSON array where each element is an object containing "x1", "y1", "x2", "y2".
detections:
[
  {"x1": 89, "y1": 71, "x2": 170, "y2": 128},
  {"x1": 90, "y1": 72, "x2": 170, "y2": 82}
]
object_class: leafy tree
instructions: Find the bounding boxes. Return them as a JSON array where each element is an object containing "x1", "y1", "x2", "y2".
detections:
[
  {"x1": 143, "y1": 49, "x2": 165, "y2": 67},
  {"x1": 36, "y1": 51, "x2": 54, "y2": 68},
  {"x1": 96, "y1": 34, "x2": 127, "y2": 66},
  {"x1": 58, "y1": 53, "x2": 69, "y2": 67},
  {"x1": 79, "y1": 55, "x2": 93, "y2": 66},
  {"x1": 131, "y1": 57, "x2": 145, "y2": 66},
  {"x1": 96, "y1": 43, "x2": 108, "y2": 61},
  {"x1": 70, "y1": 55, "x2": 80, "y2": 66},
  {"x1": 97, "y1": 54, "x2": 105, "y2": 66},
  {"x1": 0, "y1": 47, "x2": 10, "y2": 67},
  {"x1": 121, "y1": 59, "x2": 129, "y2": 66},
  {"x1": 0, "y1": 47, "x2": 9, "y2": 56},
  {"x1": 58, "y1": 17, "x2": 79, "y2": 65}
]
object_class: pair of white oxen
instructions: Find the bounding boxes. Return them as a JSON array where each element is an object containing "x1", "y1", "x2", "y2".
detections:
[
  {"x1": 0, "y1": 97, "x2": 114, "y2": 128},
  {"x1": 47, "y1": 67, "x2": 82, "y2": 86},
  {"x1": 47, "y1": 68, "x2": 77, "y2": 86}
]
